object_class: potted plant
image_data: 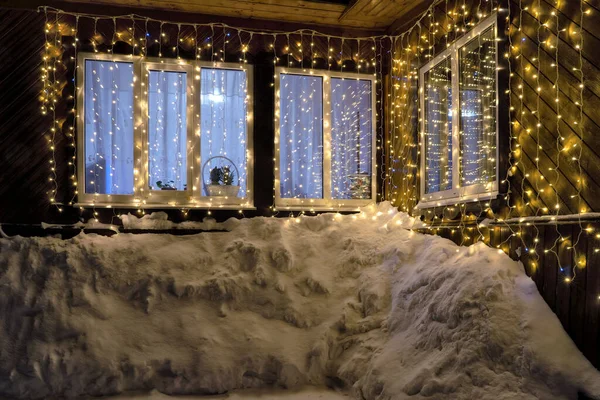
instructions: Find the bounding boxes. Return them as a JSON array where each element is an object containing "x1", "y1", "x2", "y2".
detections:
[
  {"x1": 156, "y1": 180, "x2": 177, "y2": 190},
  {"x1": 207, "y1": 165, "x2": 240, "y2": 197}
]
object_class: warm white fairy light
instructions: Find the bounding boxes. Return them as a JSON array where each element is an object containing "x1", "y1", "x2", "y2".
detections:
[{"x1": 38, "y1": 3, "x2": 598, "y2": 303}]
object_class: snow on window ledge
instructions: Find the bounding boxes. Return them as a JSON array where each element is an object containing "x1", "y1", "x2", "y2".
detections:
[{"x1": 73, "y1": 202, "x2": 256, "y2": 211}]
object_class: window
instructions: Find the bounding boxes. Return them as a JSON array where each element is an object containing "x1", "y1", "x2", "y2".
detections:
[
  {"x1": 143, "y1": 61, "x2": 193, "y2": 204},
  {"x1": 77, "y1": 54, "x2": 253, "y2": 208},
  {"x1": 82, "y1": 57, "x2": 137, "y2": 198},
  {"x1": 200, "y1": 68, "x2": 250, "y2": 198},
  {"x1": 275, "y1": 69, "x2": 376, "y2": 210},
  {"x1": 419, "y1": 14, "x2": 498, "y2": 206}
]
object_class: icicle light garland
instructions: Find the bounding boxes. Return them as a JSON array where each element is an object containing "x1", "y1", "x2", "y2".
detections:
[
  {"x1": 39, "y1": 6, "x2": 385, "y2": 218},
  {"x1": 38, "y1": 2, "x2": 598, "y2": 299},
  {"x1": 384, "y1": 0, "x2": 597, "y2": 301}
]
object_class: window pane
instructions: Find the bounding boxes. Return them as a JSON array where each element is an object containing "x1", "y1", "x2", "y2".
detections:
[
  {"x1": 148, "y1": 70, "x2": 187, "y2": 191},
  {"x1": 424, "y1": 57, "x2": 453, "y2": 194},
  {"x1": 84, "y1": 60, "x2": 134, "y2": 195},
  {"x1": 459, "y1": 26, "x2": 497, "y2": 187},
  {"x1": 279, "y1": 74, "x2": 323, "y2": 199},
  {"x1": 331, "y1": 78, "x2": 372, "y2": 199},
  {"x1": 201, "y1": 68, "x2": 248, "y2": 197}
]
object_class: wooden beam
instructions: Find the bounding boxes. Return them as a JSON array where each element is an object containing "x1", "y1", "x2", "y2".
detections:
[
  {"x1": 386, "y1": 0, "x2": 435, "y2": 35},
  {"x1": 0, "y1": 0, "x2": 384, "y2": 37},
  {"x1": 339, "y1": 0, "x2": 362, "y2": 21}
]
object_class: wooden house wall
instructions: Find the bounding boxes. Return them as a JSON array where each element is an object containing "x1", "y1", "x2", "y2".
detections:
[
  {"x1": 385, "y1": 0, "x2": 600, "y2": 368},
  {"x1": 0, "y1": 7, "x2": 387, "y2": 226},
  {"x1": 1, "y1": 0, "x2": 599, "y2": 370}
]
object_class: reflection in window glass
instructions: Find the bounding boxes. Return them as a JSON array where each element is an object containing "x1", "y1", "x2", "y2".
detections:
[
  {"x1": 148, "y1": 70, "x2": 187, "y2": 191},
  {"x1": 279, "y1": 74, "x2": 323, "y2": 199},
  {"x1": 331, "y1": 78, "x2": 372, "y2": 200},
  {"x1": 201, "y1": 68, "x2": 248, "y2": 197},
  {"x1": 84, "y1": 60, "x2": 135, "y2": 195},
  {"x1": 459, "y1": 26, "x2": 497, "y2": 187},
  {"x1": 424, "y1": 57, "x2": 453, "y2": 194}
]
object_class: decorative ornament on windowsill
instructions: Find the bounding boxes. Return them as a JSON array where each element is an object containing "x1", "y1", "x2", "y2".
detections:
[
  {"x1": 347, "y1": 173, "x2": 371, "y2": 199},
  {"x1": 202, "y1": 155, "x2": 241, "y2": 198},
  {"x1": 346, "y1": 110, "x2": 371, "y2": 200},
  {"x1": 155, "y1": 180, "x2": 177, "y2": 190}
]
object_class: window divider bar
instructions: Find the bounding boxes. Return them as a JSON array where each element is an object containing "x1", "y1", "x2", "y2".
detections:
[
  {"x1": 323, "y1": 74, "x2": 332, "y2": 201},
  {"x1": 133, "y1": 58, "x2": 144, "y2": 202},
  {"x1": 192, "y1": 64, "x2": 202, "y2": 200},
  {"x1": 273, "y1": 67, "x2": 283, "y2": 208},
  {"x1": 451, "y1": 45, "x2": 460, "y2": 197},
  {"x1": 419, "y1": 66, "x2": 426, "y2": 202}
]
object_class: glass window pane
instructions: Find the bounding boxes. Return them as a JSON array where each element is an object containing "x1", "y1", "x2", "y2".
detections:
[
  {"x1": 459, "y1": 26, "x2": 497, "y2": 187},
  {"x1": 331, "y1": 78, "x2": 372, "y2": 200},
  {"x1": 424, "y1": 57, "x2": 453, "y2": 194},
  {"x1": 201, "y1": 68, "x2": 248, "y2": 197},
  {"x1": 279, "y1": 74, "x2": 323, "y2": 199},
  {"x1": 84, "y1": 60, "x2": 134, "y2": 195},
  {"x1": 148, "y1": 70, "x2": 187, "y2": 191}
]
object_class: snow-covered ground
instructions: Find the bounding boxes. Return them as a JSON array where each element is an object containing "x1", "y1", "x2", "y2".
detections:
[
  {"x1": 109, "y1": 388, "x2": 347, "y2": 399},
  {"x1": 1, "y1": 203, "x2": 599, "y2": 399}
]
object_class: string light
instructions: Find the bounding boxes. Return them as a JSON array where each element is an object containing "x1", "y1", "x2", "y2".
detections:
[{"x1": 37, "y1": 3, "x2": 597, "y2": 300}]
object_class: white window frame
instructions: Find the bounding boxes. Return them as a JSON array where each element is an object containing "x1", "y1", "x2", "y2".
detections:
[
  {"x1": 141, "y1": 59, "x2": 194, "y2": 205},
  {"x1": 76, "y1": 53, "x2": 254, "y2": 209},
  {"x1": 76, "y1": 53, "x2": 143, "y2": 206},
  {"x1": 274, "y1": 67, "x2": 377, "y2": 211},
  {"x1": 418, "y1": 13, "x2": 499, "y2": 208}
]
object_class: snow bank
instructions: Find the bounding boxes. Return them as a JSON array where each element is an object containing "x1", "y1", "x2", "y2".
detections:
[
  {"x1": 120, "y1": 212, "x2": 235, "y2": 231},
  {"x1": 112, "y1": 388, "x2": 348, "y2": 399},
  {"x1": 0, "y1": 202, "x2": 598, "y2": 399}
]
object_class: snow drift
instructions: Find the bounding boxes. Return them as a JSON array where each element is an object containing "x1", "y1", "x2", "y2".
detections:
[{"x1": 0, "y1": 203, "x2": 599, "y2": 399}]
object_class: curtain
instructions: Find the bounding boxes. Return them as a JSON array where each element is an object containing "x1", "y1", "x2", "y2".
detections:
[
  {"x1": 84, "y1": 60, "x2": 135, "y2": 195},
  {"x1": 424, "y1": 57, "x2": 453, "y2": 194},
  {"x1": 330, "y1": 78, "x2": 373, "y2": 199},
  {"x1": 279, "y1": 74, "x2": 323, "y2": 199},
  {"x1": 148, "y1": 70, "x2": 187, "y2": 190},
  {"x1": 201, "y1": 68, "x2": 247, "y2": 197},
  {"x1": 459, "y1": 26, "x2": 497, "y2": 187}
]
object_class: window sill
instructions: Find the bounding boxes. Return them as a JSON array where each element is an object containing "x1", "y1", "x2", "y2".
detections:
[
  {"x1": 415, "y1": 191, "x2": 499, "y2": 210},
  {"x1": 73, "y1": 202, "x2": 256, "y2": 211},
  {"x1": 274, "y1": 200, "x2": 375, "y2": 212}
]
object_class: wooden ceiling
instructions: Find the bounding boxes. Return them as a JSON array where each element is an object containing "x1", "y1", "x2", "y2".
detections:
[{"x1": 45, "y1": 0, "x2": 430, "y2": 32}]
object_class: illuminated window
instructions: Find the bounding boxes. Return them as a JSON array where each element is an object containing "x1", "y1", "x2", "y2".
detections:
[
  {"x1": 144, "y1": 64, "x2": 191, "y2": 202},
  {"x1": 419, "y1": 14, "x2": 498, "y2": 206},
  {"x1": 77, "y1": 54, "x2": 253, "y2": 208},
  {"x1": 275, "y1": 69, "x2": 375, "y2": 210},
  {"x1": 81, "y1": 57, "x2": 136, "y2": 200},
  {"x1": 200, "y1": 68, "x2": 250, "y2": 199}
]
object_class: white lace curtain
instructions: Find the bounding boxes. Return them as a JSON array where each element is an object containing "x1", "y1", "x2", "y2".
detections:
[
  {"x1": 200, "y1": 68, "x2": 248, "y2": 197},
  {"x1": 84, "y1": 60, "x2": 135, "y2": 195},
  {"x1": 147, "y1": 70, "x2": 187, "y2": 190},
  {"x1": 279, "y1": 74, "x2": 324, "y2": 199},
  {"x1": 330, "y1": 78, "x2": 372, "y2": 199}
]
